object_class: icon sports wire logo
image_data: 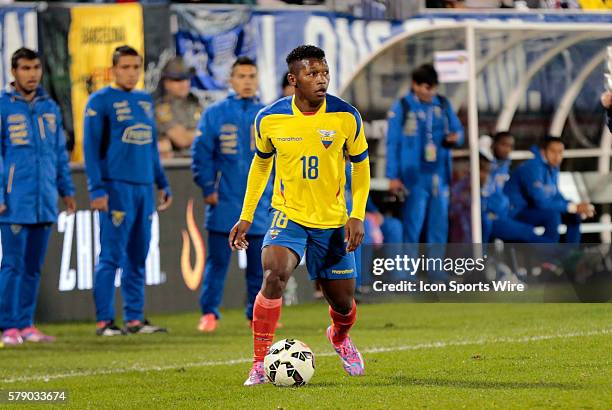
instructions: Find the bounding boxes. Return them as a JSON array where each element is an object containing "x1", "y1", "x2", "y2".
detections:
[{"x1": 181, "y1": 199, "x2": 206, "y2": 291}]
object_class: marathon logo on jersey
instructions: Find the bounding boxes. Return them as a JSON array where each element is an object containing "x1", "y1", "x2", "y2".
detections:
[
  {"x1": 121, "y1": 124, "x2": 153, "y2": 145},
  {"x1": 318, "y1": 129, "x2": 336, "y2": 148},
  {"x1": 111, "y1": 210, "x2": 126, "y2": 227},
  {"x1": 274, "y1": 137, "x2": 302, "y2": 142}
]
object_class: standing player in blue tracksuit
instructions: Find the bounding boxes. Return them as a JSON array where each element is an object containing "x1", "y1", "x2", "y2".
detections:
[
  {"x1": 504, "y1": 136, "x2": 594, "y2": 244},
  {"x1": 386, "y1": 64, "x2": 464, "y2": 245},
  {"x1": 0, "y1": 48, "x2": 75, "y2": 346},
  {"x1": 192, "y1": 57, "x2": 271, "y2": 332},
  {"x1": 84, "y1": 46, "x2": 172, "y2": 336}
]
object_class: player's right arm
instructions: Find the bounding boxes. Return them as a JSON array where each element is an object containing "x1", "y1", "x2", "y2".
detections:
[
  {"x1": 385, "y1": 100, "x2": 405, "y2": 194},
  {"x1": 83, "y1": 94, "x2": 108, "y2": 211},
  {"x1": 191, "y1": 108, "x2": 218, "y2": 205},
  {"x1": 229, "y1": 113, "x2": 274, "y2": 250},
  {"x1": 0, "y1": 107, "x2": 6, "y2": 213}
]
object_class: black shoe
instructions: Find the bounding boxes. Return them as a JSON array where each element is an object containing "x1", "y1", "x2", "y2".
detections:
[
  {"x1": 123, "y1": 319, "x2": 167, "y2": 334},
  {"x1": 96, "y1": 321, "x2": 126, "y2": 336}
]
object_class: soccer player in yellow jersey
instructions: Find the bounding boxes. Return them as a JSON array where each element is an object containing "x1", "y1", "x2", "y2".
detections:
[{"x1": 229, "y1": 45, "x2": 370, "y2": 386}]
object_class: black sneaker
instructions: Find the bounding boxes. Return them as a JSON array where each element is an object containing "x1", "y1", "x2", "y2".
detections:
[
  {"x1": 123, "y1": 319, "x2": 167, "y2": 334},
  {"x1": 96, "y1": 321, "x2": 126, "y2": 336}
]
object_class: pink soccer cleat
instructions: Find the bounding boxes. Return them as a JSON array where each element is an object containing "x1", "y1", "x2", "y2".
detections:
[
  {"x1": 20, "y1": 327, "x2": 56, "y2": 343},
  {"x1": 2, "y1": 328, "x2": 23, "y2": 346},
  {"x1": 326, "y1": 325, "x2": 364, "y2": 376},
  {"x1": 243, "y1": 362, "x2": 267, "y2": 386}
]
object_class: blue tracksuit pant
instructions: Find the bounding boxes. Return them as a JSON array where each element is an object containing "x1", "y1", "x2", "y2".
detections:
[
  {"x1": 402, "y1": 175, "x2": 449, "y2": 243},
  {"x1": 199, "y1": 231, "x2": 264, "y2": 320},
  {"x1": 482, "y1": 215, "x2": 554, "y2": 243},
  {"x1": 0, "y1": 223, "x2": 52, "y2": 330},
  {"x1": 514, "y1": 208, "x2": 581, "y2": 244},
  {"x1": 93, "y1": 181, "x2": 153, "y2": 322}
]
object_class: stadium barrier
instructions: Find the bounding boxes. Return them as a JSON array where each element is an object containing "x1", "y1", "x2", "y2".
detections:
[{"x1": 34, "y1": 164, "x2": 314, "y2": 323}]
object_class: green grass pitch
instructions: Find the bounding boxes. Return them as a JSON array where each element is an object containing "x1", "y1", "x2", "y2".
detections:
[{"x1": 1, "y1": 303, "x2": 610, "y2": 409}]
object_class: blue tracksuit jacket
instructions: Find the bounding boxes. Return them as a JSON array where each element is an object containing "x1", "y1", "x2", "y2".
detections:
[
  {"x1": 0, "y1": 86, "x2": 74, "y2": 224},
  {"x1": 504, "y1": 146, "x2": 569, "y2": 217},
  {"x1": 385, "y1": 91, "x2": 464, "y2": 187},
  {"x1": 83, "y1": 86, "x2": 169, "y2": 198},
  {"x1": 192, "y1": 94, "x2": 272, "y2": 235}
]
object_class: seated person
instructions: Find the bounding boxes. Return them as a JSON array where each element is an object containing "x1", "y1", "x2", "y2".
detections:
[
  {"x1": 480, "y1": 152, "x2": 553, "y2": 244},
  {"x1": 503, "y1": 136, "x2": 594, "y2": 244},
  {"x1": 450, "y1": 152, "x2": 547, "y2": 243},
  {"x1": 154, "y1": 57, "x2": 202, "y2": 159}
]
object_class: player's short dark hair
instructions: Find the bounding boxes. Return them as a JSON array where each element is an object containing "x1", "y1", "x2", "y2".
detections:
[
  {"x1": 112, "y1": 45, "x2": 140, "y2": 66},
  {"x1": 286, "y1": 45, "x2": 325, "y2": 69},
  {"x1": 232, "y1": 56, "x2": 256, "y2": 70},
  {"x1": 493, "y1": 131, "x2": 514, "y2": 143},
  {"x1": 11, "y1": 47, "x2": 39, "y2": 69},
  {"x1": 541, "y1": 135, "x2": 564, "y2": 149},
  {"x1": 412, "y1": 63, "x2": 439, "y2": 86}
]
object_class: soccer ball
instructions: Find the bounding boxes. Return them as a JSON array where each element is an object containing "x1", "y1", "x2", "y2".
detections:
[{"x1": 264, "y1": 339, "x2": 315, "y2": 387}]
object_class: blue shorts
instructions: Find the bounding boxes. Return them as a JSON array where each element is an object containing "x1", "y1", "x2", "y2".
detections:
[{"x1": 262, "y1": 209, "x2": 357, "y2": 281}]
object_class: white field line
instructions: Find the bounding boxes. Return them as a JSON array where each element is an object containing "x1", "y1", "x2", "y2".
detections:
[{"x1": 1, "y1": 328, "x2": 610, "y2": 384}]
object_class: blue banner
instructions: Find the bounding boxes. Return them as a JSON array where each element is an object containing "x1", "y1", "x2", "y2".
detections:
[
  {"x1": 174, "y1": 7, "x2": 612, "y2": 115},
  {"x1": 174, "y1": 6, "x2": 405, "y2": 103},
  {"x1": 0, "y1": 6, "x2": 38, "y2": 90}
]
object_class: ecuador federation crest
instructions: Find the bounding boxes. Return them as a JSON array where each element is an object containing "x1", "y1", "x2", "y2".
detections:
[
  {"x1": 111, "y1": 210, "x2": 126, "y2": 227},
  {"x1": 318, "y1": 129, "x2": 336, "y2": 149}
]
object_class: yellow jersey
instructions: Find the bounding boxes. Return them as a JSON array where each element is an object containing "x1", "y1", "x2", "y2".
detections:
[{"x1": 241, "y1": 94, "x2": 369, "y2": 229}]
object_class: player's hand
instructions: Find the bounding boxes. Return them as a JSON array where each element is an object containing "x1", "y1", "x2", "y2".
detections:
[
  {"x1": 577, "y1": 202, "x2": 595, "y2": 218},
  {"x1": 445, "y1": 132, "x2": 459, "y2": 145},
  {"x1": 601, "y1": 91, "x2": 612, "y2": 109},
  {"x1": 229, "y1": 220, "x2": 252, "y2": 250},
  {"x1": 389, "y1": 178, "x2": 406, "y2": 195},
  {"x1": 90, "y1": 196, "x2": 109, "y2": 212},
  {"x1": 62, "y1": 196, "x2": 77, "y2": 214},
  {"x1": 157, "y1": 189, "x2": 173, "y2": 212},
  {"x1": 204, "y1": 192, "x2": 219, "y2": 206},
  {"x1": 344, "y1": 217, "x2": 365, "y2": 253},
  {"x1": 0, "y1": 203, "x2": 6, "y2": 214}
]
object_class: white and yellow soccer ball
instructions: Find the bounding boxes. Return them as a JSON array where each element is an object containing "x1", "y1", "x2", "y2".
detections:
[{"x1": 264, "y1": 339, "x2": 315, "y2": 387}]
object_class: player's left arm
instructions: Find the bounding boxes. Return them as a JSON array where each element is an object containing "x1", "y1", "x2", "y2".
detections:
[
  {"x1": 345, "y1": 110, "x2": 370, "y2": 252},
  {"x1": 54, "y1": 105, "x2": 76, "y2": 213},
  {"x1": 151, "y1": 101, "x2": 172, "y2": 211},
  {"x1": 445, "y1": 100, "x2": 464, "y2": 147}
]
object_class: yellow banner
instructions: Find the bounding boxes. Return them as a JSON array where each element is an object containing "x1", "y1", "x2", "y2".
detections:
[{"x1": 68, "y1": 4, "x2": 144, "y2": 162}]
